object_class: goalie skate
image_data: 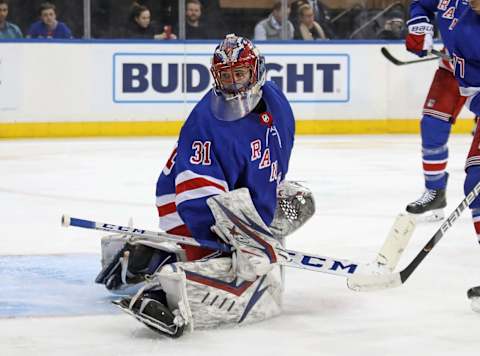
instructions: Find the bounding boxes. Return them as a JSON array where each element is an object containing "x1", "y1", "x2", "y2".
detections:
[
  {"x1": 406, "y1": 188, "x2": 446, "y2": 222},
  {"x1": 113, "y1": 292, "x2": 185, "y2": 338}
]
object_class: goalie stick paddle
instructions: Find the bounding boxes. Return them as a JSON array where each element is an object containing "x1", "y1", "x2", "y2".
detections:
[
  {"x1": 373, "y1": 213, "x2": 416, "y2": 271},
  {"x1": 347, "y1": 181, "x2": 480, "y2": 292},
  {"x1": 381, "y1": 47, "x2": 449, "y2": 66},
  {"x1": 61, "y1": 213, "x2": 412, "y2": 279}
]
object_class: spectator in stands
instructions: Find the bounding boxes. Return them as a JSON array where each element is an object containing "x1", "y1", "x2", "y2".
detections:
[
  {"x1": 291, "y1": 0, "x2": 335, "y2": 38},
  {"x1": 27, "y1": 2, "x2": 73, "y2": 38},
  {"x1": 253, "y1": 0, "x2": 294, "y2": 40},
  {"x1": 294, "y1": 3, "x2": 327, "y2": 40},
  {"x1": 375, "y1": 9, "x2": 407, "y2": 40},
  {"x1": 124, "y1": 2, "x2": 177, "y2": 39},
  {"x1": 0, "y1": 0, "x2": 22, "y2": 39},
  {"x1": 185, "y1": 0, "x2": 208, "y2": 39}
]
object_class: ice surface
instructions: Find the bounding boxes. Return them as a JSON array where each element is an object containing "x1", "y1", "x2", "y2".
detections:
[{"x1": 1, "y1": 135, "x2": 480, "y2": 356}]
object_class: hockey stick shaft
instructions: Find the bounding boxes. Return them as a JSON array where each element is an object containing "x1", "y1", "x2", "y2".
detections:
[
  {"x1": 430, "y1": 49, "x2": 450, "y2": 60},
  {"x1": 61, "y1": 214, "x2": 364, "y2": 277},
  {"x1": 62, "y1": 215, "x2": 232, "y2": 252},
  {"x1": 381, "y1": 47, "x2": 450, "y2": 66},
  {"x1": 399, "y1": 181, "x2": 480, "y2": 282},
  {"x1": 348, "y1": 180, "x2": 480, "y2": 291}
]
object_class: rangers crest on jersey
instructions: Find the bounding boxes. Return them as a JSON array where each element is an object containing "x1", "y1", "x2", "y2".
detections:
[{"x1": 259, "y1": 112, "x2": 273, "y2": 127}]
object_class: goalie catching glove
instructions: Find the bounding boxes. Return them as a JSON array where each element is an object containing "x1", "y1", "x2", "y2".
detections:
[{"x1": 270, "y1": 180, "x2": 315, "y2": 239}]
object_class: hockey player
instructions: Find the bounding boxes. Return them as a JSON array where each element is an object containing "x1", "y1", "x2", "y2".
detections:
[
  {"x1": 94, "y1": 34, "x2": 315, "y2": 337},
  {"x1": 451, "y1": 0, "x2": 480, "y2": 311},
  {"x1": 404, "y1": 0, "x2": 470, "y2": 220}
]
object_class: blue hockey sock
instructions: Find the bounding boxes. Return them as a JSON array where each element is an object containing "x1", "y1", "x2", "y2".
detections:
[{"x1": 421, "y1": 115, "x2": 451, "y2": 190}]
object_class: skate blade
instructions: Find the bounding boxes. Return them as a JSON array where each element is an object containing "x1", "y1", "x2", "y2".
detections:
[{"x1": 407, "y1": 209, "x2": 445, "y2": 223}]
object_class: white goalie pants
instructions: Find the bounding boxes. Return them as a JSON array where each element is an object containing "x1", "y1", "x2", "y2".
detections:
[{"x1": 151, "y1": 257, "x2": 283, "y2": 331}]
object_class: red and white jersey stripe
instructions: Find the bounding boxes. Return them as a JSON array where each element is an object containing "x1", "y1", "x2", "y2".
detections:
[
  {"x1": 156, "y1": 193, "x2": 184, "y2": 232},
  {"x1": 156, "y1": 170, "x2": 229, "y2": 232},
  {"x1": 175, "y1": 170, "x2": 229, "y2": 205}
]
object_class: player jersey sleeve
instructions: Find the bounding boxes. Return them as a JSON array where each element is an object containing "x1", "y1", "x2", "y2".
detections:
[{"x1": 408, "y1": 0, "x2": 439, "y2": 23}]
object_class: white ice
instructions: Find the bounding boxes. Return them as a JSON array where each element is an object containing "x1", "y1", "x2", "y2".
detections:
[{"x1": 1, "y1": 135, "x2": 480, "y2": 356}]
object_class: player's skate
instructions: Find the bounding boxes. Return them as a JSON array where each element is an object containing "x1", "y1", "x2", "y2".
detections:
[
  {"x1": 113, "y1": 291, "x2": 185, "y2": 338},
  {"x1": 406, "y1": 188, "x2": 446, "y2": 221},
  {"x1": 467, "y1": 286, "x2": 480, "y2": 313}
]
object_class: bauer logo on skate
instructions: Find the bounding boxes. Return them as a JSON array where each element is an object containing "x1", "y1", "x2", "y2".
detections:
[{"x1": 113, "y1": 52, "x2": 349, "y2": 103}]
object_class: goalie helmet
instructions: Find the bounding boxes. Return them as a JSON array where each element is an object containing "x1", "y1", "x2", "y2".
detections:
[{"x1": 210, "y1": 34, "x2": 266, "y2": 121}]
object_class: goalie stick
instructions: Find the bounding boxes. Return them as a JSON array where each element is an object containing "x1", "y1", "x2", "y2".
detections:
[
  {"x1": 381, "y1": 47, "x2": 450, "y2": 66},
  {"x1": 347, "y1": 180, "x2": 480, "y2": 292},
  {"x1": 61, "y1": 212, "x2": 414, "y2": 279}
]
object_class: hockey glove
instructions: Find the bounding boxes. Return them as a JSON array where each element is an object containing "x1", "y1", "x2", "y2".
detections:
[
  {"x1": 405, "y1": 17, "x2": 434, "y2": 57},
  {"x1": 207, "y1": 188, "x2": 291, "y2": 281},
  {"x1": 233, "y1": 232, "x2": 289, "y2": 281}
]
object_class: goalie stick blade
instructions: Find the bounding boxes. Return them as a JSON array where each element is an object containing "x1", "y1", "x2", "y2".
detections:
[
  {"x1": 347, "y1": 272, "x2": 402, "y2": 292},
  {"x1": 347, "y1": 181, "x2": 480, "y2": 292},
  {"x1": 346, "y1": 214, "x2": 414, "y2": 291},
  {"x1": 374, "y1": 214, "x2": 416, "y2": 271}
]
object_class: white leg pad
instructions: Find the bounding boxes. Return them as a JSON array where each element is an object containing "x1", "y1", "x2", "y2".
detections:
[{"x1": 154, "y1": 257, "x2": 283, "y2": 331}]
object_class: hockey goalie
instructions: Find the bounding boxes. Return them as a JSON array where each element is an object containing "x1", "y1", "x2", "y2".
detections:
[{"x1": 94, "y1": 34, "x2": 315, "y2": 337}]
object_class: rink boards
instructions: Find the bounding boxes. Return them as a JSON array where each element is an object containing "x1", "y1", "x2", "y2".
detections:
[{"x1": 0, "y1": 40, "x2": 475, "y2": 138}]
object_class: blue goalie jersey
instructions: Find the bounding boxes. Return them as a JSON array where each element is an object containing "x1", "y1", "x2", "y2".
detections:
[{"x1": 155, "y1": 81, "x2": 295, "y2": 259}]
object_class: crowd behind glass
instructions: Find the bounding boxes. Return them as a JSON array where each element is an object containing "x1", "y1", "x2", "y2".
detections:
[{"x1": 0, "y1": 0, "x2": 416, "y2": 41}]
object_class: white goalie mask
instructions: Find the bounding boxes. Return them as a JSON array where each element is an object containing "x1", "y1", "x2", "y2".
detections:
[{"x1": 210, "y1": 34, "x2": 266, "y2": 121}]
